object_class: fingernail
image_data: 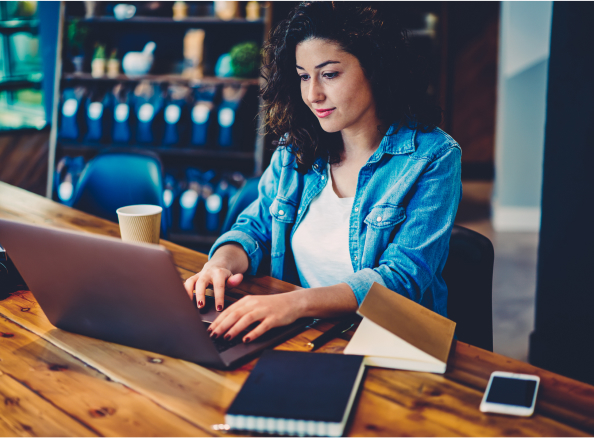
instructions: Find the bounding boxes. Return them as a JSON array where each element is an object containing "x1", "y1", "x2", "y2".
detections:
[
  {"x1": 224, "y1": 334, "x2": 231, "y2": 341},
  {"x1": 217, "y1": 305, "x2": 223, "y2": 311},
  {"x1": 210, "y1": 332, "x2": 218, "y2": 339},
  {"x1": 198, "y1": 300, "x2": 203, "y2": 307},
  {"x1": 244, "y1": 337, "x2": 250, "y2": 343}
]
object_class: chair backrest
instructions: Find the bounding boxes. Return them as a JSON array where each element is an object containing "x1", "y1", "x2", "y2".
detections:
[
  {"x1": 221, "y1": 176, "x2": 261, "y2": 234},
  {"x1": 443, "y1": 225, "x2": 494, "y2": 351},
  {"x1": 71, "y1": 150, "x2": 164, "y2": 224}
]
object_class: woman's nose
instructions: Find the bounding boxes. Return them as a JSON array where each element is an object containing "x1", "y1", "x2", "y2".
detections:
[{"x1": 308, "y1": 78, "x2": 324, "y2": 104}]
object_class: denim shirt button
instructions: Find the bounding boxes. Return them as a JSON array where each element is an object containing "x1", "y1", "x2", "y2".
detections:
[
  {"x1": 376, "y1": 216, "x2": 382, "y2": 222},
  {"x1": 321, "y1": 175, "x2": 325, "y2": 180},
  {"x1": 354, "y1": 255, "x2": 358, "y2": 261},
  {"x1": 298, "y1": 208, "x2": 301, "y2": 214},
  {"x1": 278, "y1": 210, "x2": 285, "y2": 216},
  {"x1": 354, "y1": 207, "x2": 359, "y2": 212}
]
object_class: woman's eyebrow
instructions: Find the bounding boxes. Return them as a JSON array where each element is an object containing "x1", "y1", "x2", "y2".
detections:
[{"x1": 295, "y1": 60, "x2": 341, "y2": 70}]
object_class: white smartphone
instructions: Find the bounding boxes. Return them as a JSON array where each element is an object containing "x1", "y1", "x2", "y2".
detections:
[{"x1": 480, "y1": 371, "x2": 540, "y2": 416}]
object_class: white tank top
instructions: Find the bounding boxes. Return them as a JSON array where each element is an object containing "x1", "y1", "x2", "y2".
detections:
[{"x1": 292, "y1": 166, "x2": 354, "y2": 288}]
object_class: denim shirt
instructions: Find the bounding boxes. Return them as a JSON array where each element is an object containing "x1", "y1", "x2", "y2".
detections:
[{"x1": 210, "y1": 123, "x2": 462, "y2": 317}]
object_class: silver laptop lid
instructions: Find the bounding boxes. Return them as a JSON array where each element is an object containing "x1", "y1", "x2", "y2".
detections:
[{"x1": 0, "y1": 218, "x2": 225, "y2": 368}]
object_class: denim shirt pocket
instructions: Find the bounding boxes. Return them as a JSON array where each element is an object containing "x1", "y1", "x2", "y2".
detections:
[
  {"x1": 269, "y1": 198, "x2": 297, "y2": 279},
  {"x1": 269, "y1": 197, "x2": 297, "y2": 224},
  {"x1": 362, "y1": 203, "x2": 406, "y2": 265}
]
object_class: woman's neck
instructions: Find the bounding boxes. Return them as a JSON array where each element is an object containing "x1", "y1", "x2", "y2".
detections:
[{"x1": 339, "y1": 122, "x2": 386, "y2": 163}]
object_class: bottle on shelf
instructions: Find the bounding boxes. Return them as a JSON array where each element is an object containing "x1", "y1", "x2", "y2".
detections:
[
  {"x1": 84, "y1": 90, "x2": 111, "y2": 143},
  {"x1": 217, "y1": 84, "x2": 248, "y2": 147},
  {"x1": 59, "y1": 87, "x2": 86, "y2": 141},
  {"x1": 133, "y1": 81, "x2": 165, "y2": 146},
  {"x1": 54, "y1": 156, "x2": 86, "y2": 206},
  {"x1": 162, "y1": 84, "x2": 192, "y2": 147},
  {"x1": 190, "y1": 85, "x2": 216, "y2": 147},
  {"x1": 111, "y1": 83, "x2": 134, "y2": 144}
]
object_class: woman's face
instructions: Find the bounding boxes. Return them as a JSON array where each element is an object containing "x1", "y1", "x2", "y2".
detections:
[{"x1": 295, "y1": 38, "x2": 379, "y2": 135}]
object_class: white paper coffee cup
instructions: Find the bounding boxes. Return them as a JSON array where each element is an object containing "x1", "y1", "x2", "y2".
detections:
[{"x1": 116, "y1": 204, "x2": 162, "y2": 244}]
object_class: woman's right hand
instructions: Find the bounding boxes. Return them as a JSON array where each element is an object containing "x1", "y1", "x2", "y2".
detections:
[{"x1": 183, "y1": 243, "x2": 249, "y2": 312}]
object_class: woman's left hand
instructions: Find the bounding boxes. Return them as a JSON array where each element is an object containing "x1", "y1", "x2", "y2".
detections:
[{"x1": 207, "y1": 291, "x2": 305, "y2": 343}]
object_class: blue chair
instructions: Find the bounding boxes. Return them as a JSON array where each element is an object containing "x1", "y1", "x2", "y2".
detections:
[
  {"x1": 71, "y1": 150, "x2": 165, "y2": 230},
  {"x1": 221, "y1": 176, "x2": 261, "y2": 234}
]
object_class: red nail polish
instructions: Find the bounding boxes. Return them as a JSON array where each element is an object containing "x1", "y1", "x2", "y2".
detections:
[
  {"x1": 224, "y1": 334, "x2": 231, "y2": 341},
  {"x1": 217, "y1": 305, "x2": 223, "y2": 311},
  {"x1": 198, "y1": 300, "x2": 203, "y2": 307},
  {"x1": 211, "y1": 332, "x2": 218, "y2": 339},
  {"x1": 244, "y1": 337, "x2": 250, "y2": 343}
]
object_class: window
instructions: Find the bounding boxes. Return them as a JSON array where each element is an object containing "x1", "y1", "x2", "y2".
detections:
[{"x1": 0, "y1": 1, "x2": 45, "y2": 130}]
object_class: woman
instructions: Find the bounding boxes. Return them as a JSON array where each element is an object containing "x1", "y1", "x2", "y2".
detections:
[{"x1": 184, "y1": 2, "x2": 462, "y2": 344}]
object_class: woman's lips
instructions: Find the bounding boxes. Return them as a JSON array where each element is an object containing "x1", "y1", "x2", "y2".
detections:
[{"x1": 315, "y1": 108, "x2": 335, "y2": 118}]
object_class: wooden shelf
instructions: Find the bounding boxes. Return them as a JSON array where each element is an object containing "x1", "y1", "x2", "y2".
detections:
[
  {"x1": 0, "y1": 19, "x2": 38, "y2": 34},
  {"x1": 69, "y1": 16, "x2": 265, "y2": 25},
  {"x1": 62, "y1": 73, "x2": 260, "y2": 86},
  {"x1": 58, "y1": 142, "x2": 255, "y2": 160},
  {"x1": 0, "y1": 76, "x2": 42, "y2": 92}
]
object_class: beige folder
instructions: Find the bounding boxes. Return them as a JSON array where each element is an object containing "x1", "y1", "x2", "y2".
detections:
[{"x1": 344, "y1": 283, "x2": 456, "y2": 373}]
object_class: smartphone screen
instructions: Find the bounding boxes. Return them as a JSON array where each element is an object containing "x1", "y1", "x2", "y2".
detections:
[{"x1": 486, "y1": 376, "x2": 538, "y2": 407}]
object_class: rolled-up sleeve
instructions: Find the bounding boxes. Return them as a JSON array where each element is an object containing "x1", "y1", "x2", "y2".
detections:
[
  {"x1": 344, "y1": 144, "x2": 462, "y2": 306},
  {"x1": 209, "y1": 149, "x2": 283, "y2": 275}
]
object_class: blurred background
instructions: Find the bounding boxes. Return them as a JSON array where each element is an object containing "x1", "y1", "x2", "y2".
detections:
[{"x1": 1, "y1": 1, "x2": 591, "y2": 384}]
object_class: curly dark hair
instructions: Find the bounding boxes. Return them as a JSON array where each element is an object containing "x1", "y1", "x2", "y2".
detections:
[{"x1": 260, "y1": 1, "x2": 442, "y2": 173}]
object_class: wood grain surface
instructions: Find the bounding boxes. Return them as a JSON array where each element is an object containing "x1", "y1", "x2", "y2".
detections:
[{"x1": 0, "y1": 181, "x2": 593, "y2": 437}]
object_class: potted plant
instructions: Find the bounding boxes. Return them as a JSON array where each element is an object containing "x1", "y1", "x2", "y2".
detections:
[
  {"x1": 67, "y1": 19, "x2": 88, "y2": 73},
  {"x1": 229, "y1": 41, "x2": 261, "y2": 78},
  {"x1": 91, "y1": 44, "x2": 106, "y2": 77},
  {"x1": 107, "y1": 49, "x2": 120, "y2": 77}
]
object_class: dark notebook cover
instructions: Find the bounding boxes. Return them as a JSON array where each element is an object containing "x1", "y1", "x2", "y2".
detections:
[{"x1": 227, "y1": 350, "x2": 365, "y2": 422}]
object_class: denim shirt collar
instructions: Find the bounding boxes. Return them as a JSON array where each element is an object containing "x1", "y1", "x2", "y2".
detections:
[
  {"x1": 311, "y1": 122, "x2": 416, "y2": 174},
  {"x1": 368, "y1": 123, "x2": 416, "y2": 164}
]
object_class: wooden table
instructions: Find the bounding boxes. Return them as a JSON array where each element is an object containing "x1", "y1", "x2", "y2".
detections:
[{"x1": 0, "y1": 180, "x2": 593, "y2": 437}]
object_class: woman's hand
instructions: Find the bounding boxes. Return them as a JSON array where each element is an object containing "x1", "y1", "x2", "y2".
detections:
[
  {"x1": 184, "y1": 264, "x2": 243, "y2": 310},
  {"x1": 183, "y1": 243, "x2": 249, "y2": 311},
  {"x1": 208, "y1": 283, "x2": 359, "y2": 343},
  {"x1": 207, "y1": 291, "x2": 305, "y2": 343}
]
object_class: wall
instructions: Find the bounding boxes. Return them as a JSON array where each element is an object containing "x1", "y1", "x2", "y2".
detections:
[
  {"x1": 531, "y1": 1, "x2": 594, "y2": 386},
  {"x1": 446, "y1": 2, "x2": 499, "y2": 180},
  {"x1": 493, "y1": 2, "x2": 553, "y2": 231}
]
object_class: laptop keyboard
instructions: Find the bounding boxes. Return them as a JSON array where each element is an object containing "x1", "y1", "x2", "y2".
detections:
[
  {"x1": 201, "y1": 321, "x2": 249, "y2": 353},
  {"x1": 213, "y1": 333, "x2": 244, "y2": 352},
  {"x1": 194, "y1": 295, "x2": 250, "y2": 353}
]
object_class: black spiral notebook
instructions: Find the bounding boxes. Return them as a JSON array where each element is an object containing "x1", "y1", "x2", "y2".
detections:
[{"x1": 225, "y1": 350, "x2": 365, "y2": 437}]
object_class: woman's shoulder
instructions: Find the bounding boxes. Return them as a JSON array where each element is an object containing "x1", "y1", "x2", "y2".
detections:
[
  {"x1": 402, "y1": 124, "x2": 461, "y2": 162},
  {"x1": 391, "y1": 125, "x2": 461, "y2": 161},
  {"x1": 270, "y1": 144, "x2": 300, "y2": 169}
]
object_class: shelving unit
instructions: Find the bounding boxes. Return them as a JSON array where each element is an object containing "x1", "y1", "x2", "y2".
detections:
[
  {"x1": 62, "y1": 72, "x2": 260, "y2": 86},
  {"x1": 0, "y1": 2, "x2": 46, "y2": 131},
  {"x1": 47, "y1": 1, "x2": 272, "y2": 250},
  {"x1": 58, "y1": 140, "x2": 255, "y2": 159},
  {"x1": 0, "y1": 18, "x2": 39, "y2": 33},
  {"x1": 74, "y1": 16, "x2": 264, "y2": 25}
]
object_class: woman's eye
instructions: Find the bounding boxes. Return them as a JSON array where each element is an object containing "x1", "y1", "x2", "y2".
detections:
[
  {"x1": 299, "y1": 74, "x2": 310, "y2": 81},
  {"x1": 323, "y1": 72, "x2": 338, "y2": 79}
]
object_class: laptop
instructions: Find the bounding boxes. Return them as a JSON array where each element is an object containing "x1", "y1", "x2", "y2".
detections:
[{"x1": 0, "y1": 218, "x2": 310, "y2": 369}]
